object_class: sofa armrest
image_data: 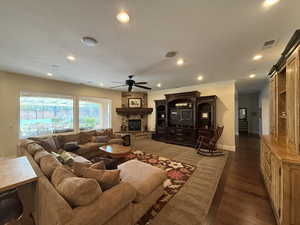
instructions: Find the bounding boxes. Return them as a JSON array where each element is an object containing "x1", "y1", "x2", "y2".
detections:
[
  {"x1": 37, "y1": 176, "x2": 74, "y2": 225},
  {"x1": 67, "y1": 182, "x2": 136, "y2": 225}
]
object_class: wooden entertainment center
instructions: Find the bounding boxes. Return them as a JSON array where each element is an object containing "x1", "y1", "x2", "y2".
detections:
[
  {"x1": 153, "y1": 91, "x2": 217, "y2": 147},
  {"x1": 260, "y1": 30, "x2": 300, "y2": 225}
]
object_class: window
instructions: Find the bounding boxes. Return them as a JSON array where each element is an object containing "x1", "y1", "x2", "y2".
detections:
[
  {"x1": 19, "y1": 93, "x2": 112, "y2": 138},
  {"x1": 79, "y1": 97, "x2": 112, "y2": 130},
  {"x1": 20, "y1": 93, "x2": 74, "y2": 138}
]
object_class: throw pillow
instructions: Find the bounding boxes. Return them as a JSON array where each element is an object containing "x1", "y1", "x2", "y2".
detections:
[
  {"x1": 57, "y1": 134, "x2": 80, "y2": 146},
  {"x1": 74, "y1": 166, "x2": 120, "y2": 191},
  {"x1": 51, "y1": 166, "x2": 75, "y2": 187},
  {"x1": 29, "y1": 137, "x2": 57, "y2": 152},
  {"x1": 51, "y1": 166, "x2": 102, "y2": 207},
  {"x1": 90, "y1": 161, "x2": 106, "y2": 170},
  {"x1": 63, "y1": 142, "x2": 80, "y2": 152},
  {"x1": 92, "y1": 135, "x2": 109, "y2": 143},
  {"x1": 73, "y1": 161, "x2": 106, "y2": 175},
  {"x1": 95, "y1": 129, "x2": 106, "y2": 136},
  {"x1": 40, "y1": 155, "x2": 62, "y2": 178},
  {"x1": 57, "y1": 177, "x2": 101, "y2": 207},
  {"x1": 104, "y1": 129, "x2": 113, "y2": 137},
  {"x1": 79, "y1": 130, "x2": 96, "y2": 144}
]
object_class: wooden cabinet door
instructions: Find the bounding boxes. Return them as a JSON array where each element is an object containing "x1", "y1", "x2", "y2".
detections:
[
  {"x1": 270, "y1": 75, "x2": 278, "y2": 137},
  {"x1": 287, "y1": 165, "x2": 300, "y2": 225},
  {"x1": 271, "y1": 154, "x2": 282, "y2": 221},
  {"x1": 286, "y1": 49, "x2": 300, "y2": 153}
]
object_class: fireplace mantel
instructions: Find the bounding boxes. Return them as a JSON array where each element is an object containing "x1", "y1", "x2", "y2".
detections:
[{"x1": 116, "y1": 108, "x2": 153, "y2": 117}]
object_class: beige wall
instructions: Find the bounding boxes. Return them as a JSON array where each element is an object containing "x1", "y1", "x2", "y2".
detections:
[
  {"x1": 148, "y1": 81, "x2": 236, "y2": 151},
  {"x1": 0, "y1": 71, "x2": 122, "y2": 157}
]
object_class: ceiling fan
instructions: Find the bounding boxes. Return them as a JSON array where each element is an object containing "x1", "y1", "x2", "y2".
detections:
[{"x1": 110, "y1": 75, "x2": 151, "y2": 92}]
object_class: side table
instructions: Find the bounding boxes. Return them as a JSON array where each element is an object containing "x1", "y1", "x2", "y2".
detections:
[{"x1": 0, "y1": 157, "x2": 38, "y2": 225}]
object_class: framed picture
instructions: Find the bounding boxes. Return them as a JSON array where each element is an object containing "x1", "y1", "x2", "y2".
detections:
[{"x1": 128, "y1": 98, "x2": 142, "y2": 108}]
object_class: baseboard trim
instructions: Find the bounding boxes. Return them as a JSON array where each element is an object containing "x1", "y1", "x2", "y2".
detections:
[{"x1": 217, "y1": 144, "x2": 236, "y2": 152}]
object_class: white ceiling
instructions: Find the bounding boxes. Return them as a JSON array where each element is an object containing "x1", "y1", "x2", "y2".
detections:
[{"x1": 0, "y1": 0, "x2": 299, "y2": 93}]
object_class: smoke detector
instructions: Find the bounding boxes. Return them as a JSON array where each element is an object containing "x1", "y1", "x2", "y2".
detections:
[
  {"x1": 165, "y1": 51, "x2": 177, "y2": 58},
  {"x1": 263, "y1": 40, "x2": 276, "y2": 49}
]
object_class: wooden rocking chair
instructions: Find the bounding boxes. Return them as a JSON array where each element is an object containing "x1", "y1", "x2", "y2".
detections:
[{"x1": 195, "y1": 126, "x2": 224, "y2": 156}]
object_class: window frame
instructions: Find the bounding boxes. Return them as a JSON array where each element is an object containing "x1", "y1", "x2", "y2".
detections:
[
  {"x1": 19, "y1": 92, "x2": 113, "y2": 138},
  {"x1": 79, "y1": 96, "x2": 112, "y2": 131}
]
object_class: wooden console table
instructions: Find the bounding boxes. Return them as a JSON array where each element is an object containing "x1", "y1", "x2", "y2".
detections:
[{"x1": 0, "y1": 156, "x2": 38, "y2": 225}]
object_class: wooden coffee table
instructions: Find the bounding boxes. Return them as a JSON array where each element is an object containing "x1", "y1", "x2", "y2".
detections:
[{"x1": 99, "y1": 144, "x2": 132, "y2": 158}]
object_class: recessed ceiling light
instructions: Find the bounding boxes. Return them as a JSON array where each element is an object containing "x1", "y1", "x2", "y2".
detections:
[
  {"x1": 177, "y1": 58, "x2": 184, "y2": 66},
  {"x1": 253, "y1": 54, "x2": 263, "y2": 60},
  {"x1": 197, "y1": 75, "x2": 203, "y2": 81},
  {"x1": 116, "y1": 10, "x2": 130, "y2": 24},
  {"x1": 157, "y1": 83, "x2": 162, "y2": 87},
  {"x1": 263, "y1": 0, "x2": 280, "y2": 7},
  {"x1": 249, "y1": 74, "x2": 256, "y2": 78},
  {"x1": 67, "y1": 55, "x2": 76, "y2": 61},
  {"x1": 81, "y1": 37, "x2": 98, "y2": 47}
]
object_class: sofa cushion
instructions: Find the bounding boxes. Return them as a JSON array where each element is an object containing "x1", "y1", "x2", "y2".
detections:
[
  {"x1": 40, "y1": 154, "x2": 62, "y2": 178},
  {"x1": 75, "y1": 143, "x2": 100, "y2": 156},
  {"x1": 52, "y1": 166, "x2": 102, "y2": 207},
  {"x1": 90, "y1": 161, "x2": 106, "y2": 170},
  {"x1": 51, "y1": 166, "x2": 75, "y2": 187},
  {"x1": 79, "y1": 130, "x2": 96, "y2": 144},
  {"x1": 63, "y1": 142, "x2": 80, "y2": 152},
  {"x1": 95, "y1": 129, "x2": 106, "y2": 136},
  {"x1": 73, "y1": 161, "x2": 106, "y2": 170},
  {"x1": 69, "y1": 183, "x2": 136, "y2": 225},
  {"x1": 34, "y1": 150, "x2": 51, "y2": 164},
  {"x1": 92, "y1": 135, "x2": 109, "y2": 143},
  {"x1": 74, "y1": 165, "x2": 120, "y2": 191},
  {"x1": 96, "y1": 129, "x2": 113, "y2": 137},
  {"x1": 57, "y1": 177, "x2": 101, "y2": 207},
  {"x1": 20, "y1": 139, "x2": 35, "y2": 149},
  {"x1": 27, "y1": 142, "x2": 44, "y2": 155},
  {"x1": 108, "y1": 138, "x2": 123, "y2": 145},
  {"x1": 118, "y1": 160, "x2": 167, "y2": 202},
  {"x1": 58, "y1": 134, "x2": 80, "y2": 146},
  {"x1": 68, "y1": 152, "x2": 92, "y2": 165},
  {"x1": 105, "y1": 129, "x2": 113, "y2": 137},
  {"x1": 29, "y1": 136, "x2": 58, "y2": 152}
]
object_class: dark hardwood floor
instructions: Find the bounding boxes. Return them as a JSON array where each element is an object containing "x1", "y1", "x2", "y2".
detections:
[{"x1": 213, "y1": 134, "x2": 277, "y2": 225}]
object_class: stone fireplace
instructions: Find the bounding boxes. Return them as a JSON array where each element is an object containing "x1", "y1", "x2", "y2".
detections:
[{"x1": 116, "y1": 92, "x2": 153, "y2": 132}]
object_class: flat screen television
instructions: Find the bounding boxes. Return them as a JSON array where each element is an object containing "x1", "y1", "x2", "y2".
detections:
[{"x1": 169, "y1": 108, "x2": 193, "y2": 127}]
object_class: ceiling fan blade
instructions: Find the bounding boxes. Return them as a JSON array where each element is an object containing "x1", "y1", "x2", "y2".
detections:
[
  {"x1": 134, "y1": 84, "x2": 152, "y2": 90},
  {"x1": 110, "y1": 85, "x2": 127, "y2": 88},
  {"x1": 135, "y1": 82, "x2": 147, "y2": 85},
  {"x1": 128, "y1": 86, "x2": 133, "y2": 92}
]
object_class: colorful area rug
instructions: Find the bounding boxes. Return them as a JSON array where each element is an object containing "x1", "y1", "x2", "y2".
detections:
[{"x1": 126, "y1": 150, "x2": 196, "y2": 225}]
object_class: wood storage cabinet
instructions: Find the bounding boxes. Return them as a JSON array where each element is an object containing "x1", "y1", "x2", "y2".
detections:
[{"x1": 261, "y1": 30, "x2": 300, "y2": 225}]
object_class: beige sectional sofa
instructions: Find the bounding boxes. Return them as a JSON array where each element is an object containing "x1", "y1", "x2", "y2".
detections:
[
  {"x1": 28, "y1": 129, "x2": 125, "y2": 160},
  {"x1": 18, "y1": 136, "x2": 167, "y2": 225}
]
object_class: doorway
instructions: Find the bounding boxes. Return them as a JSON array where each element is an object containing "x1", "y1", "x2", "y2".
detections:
[{"x1": 239, "y1": 108, "x2": 248, "y2": 134}]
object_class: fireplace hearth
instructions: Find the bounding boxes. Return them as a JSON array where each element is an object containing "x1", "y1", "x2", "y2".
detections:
[{"x1": 128, "y1": 119, "x2": 141, "y2": 131}]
